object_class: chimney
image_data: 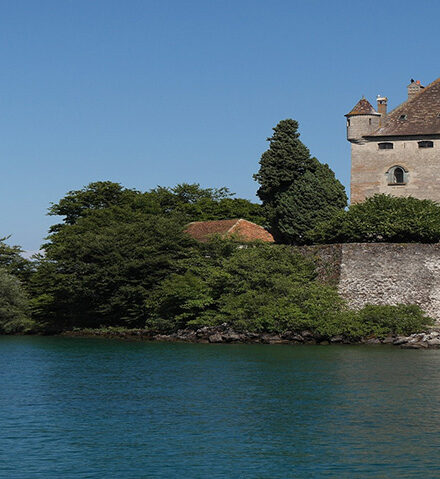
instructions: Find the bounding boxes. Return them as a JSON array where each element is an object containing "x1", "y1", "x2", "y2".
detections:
[
  {"x1": 377, "y1": 95, "x2": 388, "y2": 117},
  {"x1": 407, "y1": 79, "x2": 424, "y2": 100}
]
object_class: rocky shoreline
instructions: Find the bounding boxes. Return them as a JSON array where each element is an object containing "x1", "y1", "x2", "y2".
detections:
[{"x1": 62, "y1": 324, "x2": 440, "y2": 349}]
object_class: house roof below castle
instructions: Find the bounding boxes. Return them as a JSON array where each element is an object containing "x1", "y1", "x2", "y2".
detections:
[
  {"x1": 368, "y1": 77, "x2": 440, "y2": 137},
  {"x1": 185, "y1": 219, "x2": 274, "y2": 243}
]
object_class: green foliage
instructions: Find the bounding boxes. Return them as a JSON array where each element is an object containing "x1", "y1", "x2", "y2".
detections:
[
  {"x1": 147, "y1": 242, "x2": 432, "y2": 338},
  {"x1": 308, "y1": 194, "x2": 440, "y2": 244},
  {"x1": 146, "y1": 243, "x2": 343, "y2": 332},
  {"x1": 31, "y1": 182, "x2": 433, "y2": 339},
  {"x1": 49, "y1": 181, "x2": 264, "y2": 229},
  {"x1": 48, "y1": 181, "x2": 141, "y2": 227},
  {"x1": 32, "y1": 207, "x2": 196, "y2": 331},
  {"x1": 0, "y1": 269, "x2": 33, "y2": 333},
  {"x1": 254, "y1": 119, "x2": 347, "y2": 244},
  {"x1": 316, "y1": 305, "x2": 433, "y2": 339},
  {"x1": 0, "y1": 237, "x2": 34, "y2": 284},
  {"x1": 146, "y1": 183, "x2": 264, "y2": 224}
]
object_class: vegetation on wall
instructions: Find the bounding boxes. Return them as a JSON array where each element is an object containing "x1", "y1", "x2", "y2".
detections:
[
  {"x1": 307, "y1": 194, "x2": 440, "y2": 244},
  {"x1": 254, "y1": 119, "x2": 347, "y2": 244}
]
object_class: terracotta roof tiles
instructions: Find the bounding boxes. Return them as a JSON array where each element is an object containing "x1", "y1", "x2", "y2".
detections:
[{"x1": 185, "y1": 219, "x2": 274, "y2": 243}]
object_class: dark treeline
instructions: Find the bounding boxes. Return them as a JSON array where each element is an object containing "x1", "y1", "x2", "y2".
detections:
[{"x1": 1, "y1": 119, "x2": 438, "y2": 337}]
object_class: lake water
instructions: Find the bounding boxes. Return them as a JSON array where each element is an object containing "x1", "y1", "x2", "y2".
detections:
[{"x1": 2, "y1": 337, "x2": 440, "y2": 478}]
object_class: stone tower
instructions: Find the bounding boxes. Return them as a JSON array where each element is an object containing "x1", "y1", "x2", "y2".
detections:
[
  {"x1": 346, "y1": 77, "x2": 440, "y2": 203},
  {"x1": 345, "y1": 98, "x2": 381, "y2": 142}
]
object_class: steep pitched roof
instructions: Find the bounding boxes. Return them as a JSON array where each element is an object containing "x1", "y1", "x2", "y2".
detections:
[
  {"x1": 369, "y1": 77, "x2": 440, "y2": 137},
  {"x1": 185, "y1": 219, "x2": 274, "y2": 243},
  {"x1": 346, "y1": 98, "x2": 379, "y2": 116}
]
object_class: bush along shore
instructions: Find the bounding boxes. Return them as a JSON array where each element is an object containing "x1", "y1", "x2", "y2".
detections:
[{"x1": 61, "y1": 324, "x2": 440, "y2": 349}]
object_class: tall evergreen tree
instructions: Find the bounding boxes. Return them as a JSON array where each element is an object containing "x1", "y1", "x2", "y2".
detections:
[{"x1": 254, "y1": 119, "x2": 347, "y2": 244}]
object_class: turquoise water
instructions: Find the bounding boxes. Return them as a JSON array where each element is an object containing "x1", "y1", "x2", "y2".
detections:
[{"x1": 1, "y1": 337, "x2": 440, "y2": 478}]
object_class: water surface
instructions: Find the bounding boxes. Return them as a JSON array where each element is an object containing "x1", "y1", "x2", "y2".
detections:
[{"x1": 1, "y1": 337, "x2": 440, "y2": 478}]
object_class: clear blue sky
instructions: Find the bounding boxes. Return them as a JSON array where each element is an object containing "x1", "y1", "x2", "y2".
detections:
[{"x1": 1, "y1": 0, "x2": 439, "y2": 251}]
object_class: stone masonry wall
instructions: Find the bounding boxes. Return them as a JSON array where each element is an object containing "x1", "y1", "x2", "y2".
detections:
[{"x1": 300, "y1": 243, "x2": 440, "y2": 323}]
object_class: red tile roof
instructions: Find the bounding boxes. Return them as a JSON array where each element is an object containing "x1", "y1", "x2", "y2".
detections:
[
  {"x1": 368, "y1": 77, "x2": 440, "y2": 137},
  {"x1": 185, "y1": 219, "x2": 274, "y2": 243}
]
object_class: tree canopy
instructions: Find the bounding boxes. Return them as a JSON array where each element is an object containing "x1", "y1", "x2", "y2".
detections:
[
  {"x1": 0, "y1": 268, "x2": 33, "y2": 333},
  {"x1": 49, "y1": 181, "x2": 264, "y2": 229},
  {"x1": 254, "y1": 119, "x2": 347, "y2": 244}
]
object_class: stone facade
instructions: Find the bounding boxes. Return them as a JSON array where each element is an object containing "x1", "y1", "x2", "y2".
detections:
[
  {"x1": 347, "y1": 77, "x2": 440, "y2": 203},
  {"x1": 350, "y1": 138, "x2": 440, "y2": 203},
  {"x1": 306, "y1": 243, "x2": 440, "y2": 323}
]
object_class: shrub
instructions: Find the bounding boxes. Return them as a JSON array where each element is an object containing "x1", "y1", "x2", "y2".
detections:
[
  {"x1": 146, "y1": 243, "x2": 345, "y2": 332},
  {"x1": 315, "y1": 304, "x2": 433, "y2": 339},
  {"x1": 307, "y1": 194, "x2": 440, "y2": 244}
]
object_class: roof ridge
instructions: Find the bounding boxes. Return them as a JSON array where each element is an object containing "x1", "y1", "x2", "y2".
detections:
[
  {"x1": 226, "y1": 218, "x2": 242, "y2": 234},
  {"x1": 368, "y1": 76, "x2": 440, "y2": 137}
]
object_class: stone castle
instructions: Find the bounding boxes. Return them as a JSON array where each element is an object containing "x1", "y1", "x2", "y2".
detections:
[{"x1": 346, "y1": 77, "x2": 440, "y2": 203}]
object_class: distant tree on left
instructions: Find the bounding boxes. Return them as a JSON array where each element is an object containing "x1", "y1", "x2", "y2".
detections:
[
  {"x1": 0, "y1": 268, "x2": 33, "y2": 333},
  {"x1": 0, "y1": 237, "x2": 34, "y2": 284}
]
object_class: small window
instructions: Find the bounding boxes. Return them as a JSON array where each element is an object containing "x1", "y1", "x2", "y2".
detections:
[
  {"x1": 369, "y1": 118, "x2": 372, "y2": 125},
  {"x1": 387, "y1": 165, "x2": 407, "y2": 185},
  {"x1": 399, "y1": 114, "x2": 407, "y2": 121},
  {"x1": 394, "y1": 167, "x2": 404, "y2": 184},
  {"x1": 378, "y1": 142, "x2": 393, "y2": 150},
  {"x1": 418, "y1": 140, "x2": 434, "y2": 148}
]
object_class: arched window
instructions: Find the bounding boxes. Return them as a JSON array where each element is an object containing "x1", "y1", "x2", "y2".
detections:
[
  {"x1": 387, "y1": 166, "x2": 407, "y2": 185},
  {"x1": 394, "y1": 167, "x2": 404, "y2": 184},
  {"x1": 378, "y1": 142, "x2": 393, "y2": 150},
  {"x1": 418, "y1": 140, "x2": 434, "y2": 148}
]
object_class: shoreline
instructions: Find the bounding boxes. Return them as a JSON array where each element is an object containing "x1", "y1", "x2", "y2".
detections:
[{"x1": 60, "y1": 325, "x2": 440, "y2": 349}]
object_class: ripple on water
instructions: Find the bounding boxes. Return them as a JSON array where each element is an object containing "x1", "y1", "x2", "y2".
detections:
[{"x1": 1, "y1": 337, "x2": 440, "y2": 478}]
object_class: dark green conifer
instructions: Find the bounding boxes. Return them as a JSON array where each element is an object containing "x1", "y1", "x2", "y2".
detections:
[{"x1": 254, "y1": 119, "x2": 347, "y2": 244}]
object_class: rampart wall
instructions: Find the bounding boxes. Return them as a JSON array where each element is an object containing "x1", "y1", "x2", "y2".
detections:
[{"x1": 300, "y1": 243, "x2": 440, "y2": 323}]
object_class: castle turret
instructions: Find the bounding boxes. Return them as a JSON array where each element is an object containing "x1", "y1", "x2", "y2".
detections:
[{"x1": 345, "y1": 98, "x2": 381, "y2": 143}]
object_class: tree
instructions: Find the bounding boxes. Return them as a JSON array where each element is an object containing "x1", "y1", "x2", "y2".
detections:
[
  {"x1": 307, "y1": 194, "x2": 440, "y2": 244},
  {"x1": 48, "y1": 181, "x2": 141, "y2": 227},
  {"x1": 0, "y1": 237, "x2": 34, "y2": 284},
  {"x1": 0, "y1": 269, "x2": 33, "y2": 333},
  {"x1": 254, "y1": 119, "x2": 347, "y2": 244},
  {"x1": 146, "y1": 243, "x2": 343, "y2": 333},
  {"x1": 146, "y1": 183, "x2": 264, "y2": 224},
  {"x1": 32, "y1": 206, "x2": 196, "y2": 331},
  {"x1": 49, "y1": 181, "x2": 264, "y2": 228}
]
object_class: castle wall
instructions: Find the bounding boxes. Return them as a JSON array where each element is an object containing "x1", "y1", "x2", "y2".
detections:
[
  {"x1": 304, "y1": 243, "x2": 440, "y2": 323},
  {"x1": 350, "y1": 138, "x2": 440, "y2": 203}
]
